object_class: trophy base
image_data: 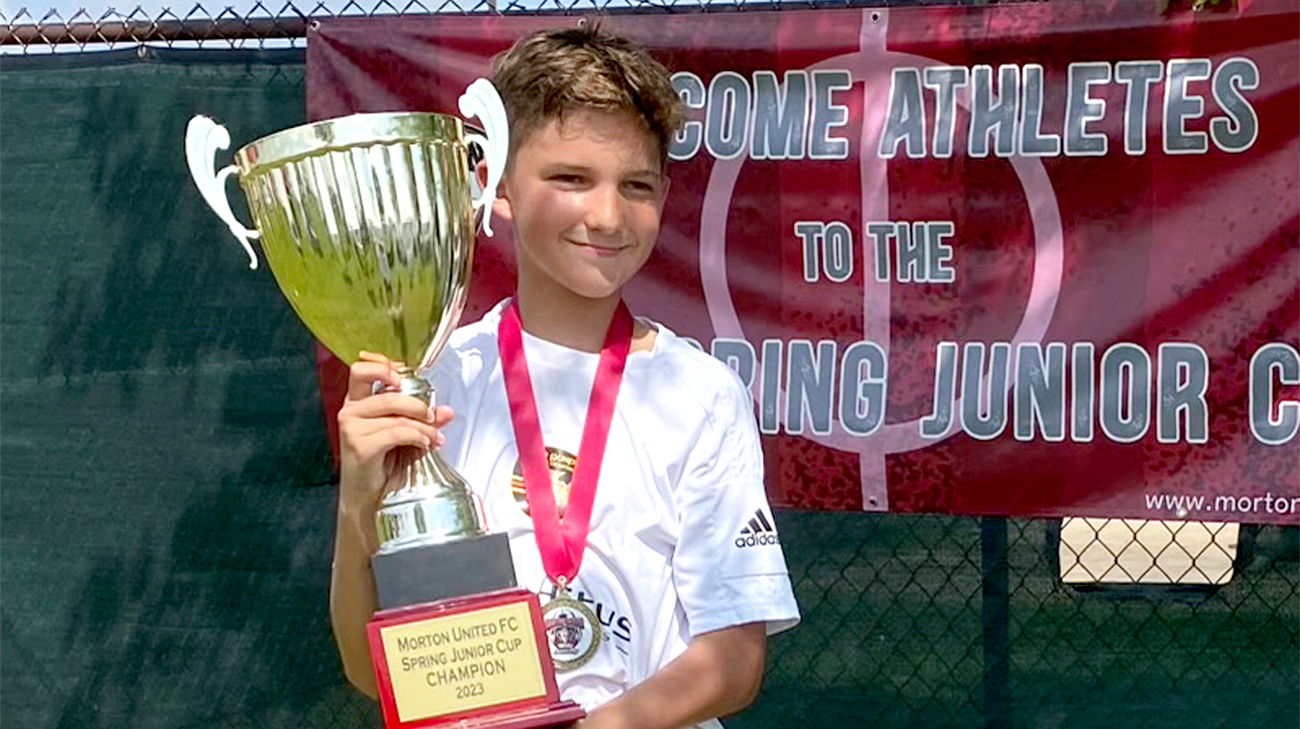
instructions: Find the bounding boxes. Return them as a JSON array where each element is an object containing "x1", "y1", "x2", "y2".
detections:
[
  {"x1": 369, "y1": 588, "x2": 584, "y2": 729},
  {"x1": 372, "y1": 532, "x2": 516, "y2": 611}
]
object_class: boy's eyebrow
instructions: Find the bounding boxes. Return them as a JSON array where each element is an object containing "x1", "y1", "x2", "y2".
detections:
[
  {"x1": 541, "y1": 162, "x2": 665, "y2": 180},
  {"x1": 540, "y1": 162, "x2": 591, "y2": 173}
]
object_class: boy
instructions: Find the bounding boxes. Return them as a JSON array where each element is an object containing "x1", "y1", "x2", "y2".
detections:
[{"x1": 330, "y1": 25, "x2": 799, "y2": 729}]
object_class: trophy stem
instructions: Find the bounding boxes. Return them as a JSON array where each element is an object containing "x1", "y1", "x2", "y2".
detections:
[{"x1": 374, "y1": 368, "x2": 488, "y2": 554}]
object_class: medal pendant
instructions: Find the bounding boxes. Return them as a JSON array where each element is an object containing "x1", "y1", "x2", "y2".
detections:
[{"x1": 541, "y1": 587, "x2": 602, "y2": 672}]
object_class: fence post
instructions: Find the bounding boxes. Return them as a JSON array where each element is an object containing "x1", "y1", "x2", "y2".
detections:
[{"x1": 981, "y1": 517, "x2": 1011, "y2": 729}]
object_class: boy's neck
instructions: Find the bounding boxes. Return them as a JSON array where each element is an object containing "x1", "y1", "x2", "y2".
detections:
[{"x1": 513, "y1": 284, "x2": 623, "y2": 354}]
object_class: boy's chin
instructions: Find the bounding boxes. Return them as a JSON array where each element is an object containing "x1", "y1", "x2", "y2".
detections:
[
  {"x1": 568, "y1": 284, "x2": 626, "y2": 302},
  {"x1": 552, "y1": 269, "x2": 643, "y2": 302}
]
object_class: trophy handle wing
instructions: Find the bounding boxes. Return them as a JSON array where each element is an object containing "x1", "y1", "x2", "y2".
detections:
[
  {"x1": 185, "y1": 115, "x2": 262, "y2": 269},
  {"x1": 458, "y1": 79, "x2": 509, "y2": 238}
]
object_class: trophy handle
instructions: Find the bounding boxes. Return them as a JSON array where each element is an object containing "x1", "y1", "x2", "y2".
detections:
[
  {"x1": 185, "y1": 115, "x2": 262, "y2": 269},
  {"x1": 458, "y1": 79, "x2": 509, "y2": 238}
]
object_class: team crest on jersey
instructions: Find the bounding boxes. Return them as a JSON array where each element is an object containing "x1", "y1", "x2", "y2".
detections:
[
  {"x1": 735, "y1": 509, "x2": 781, "y2": 548},
  {"x1": 510, "y1": 447, "x2": 577, "y2": 516}
]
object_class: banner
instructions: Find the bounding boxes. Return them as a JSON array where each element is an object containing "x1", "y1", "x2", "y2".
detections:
[{"x1": 306, "y1": 0, "x2": 1299, "y2": 523}]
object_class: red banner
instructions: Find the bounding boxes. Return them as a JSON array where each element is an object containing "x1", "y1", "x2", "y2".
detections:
[{"x1": 306, "y1": 0, "x2": 1299, "y2": 523}]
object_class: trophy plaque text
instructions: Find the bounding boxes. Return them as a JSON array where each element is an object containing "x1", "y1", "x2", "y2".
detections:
[{"x1": 369, "y1": 588, "x2": 583, "y2": 729}]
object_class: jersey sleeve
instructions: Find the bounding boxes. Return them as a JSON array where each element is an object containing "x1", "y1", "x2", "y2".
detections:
[
  {"x1": 671, "y1": 374, "x2": 800, "y2": 638},
  {"x1": 423, "y1": 329, "x2": 485, "y2": 467}
]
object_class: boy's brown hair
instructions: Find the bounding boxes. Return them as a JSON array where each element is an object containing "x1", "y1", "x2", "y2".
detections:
[{"x1": 492, "y1": 23, "x2": 685, "y2": 169}]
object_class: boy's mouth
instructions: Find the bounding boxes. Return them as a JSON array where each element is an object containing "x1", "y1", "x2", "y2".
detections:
[{"x1": 569, "y1": 240, "x2": 628, "y2": 255}]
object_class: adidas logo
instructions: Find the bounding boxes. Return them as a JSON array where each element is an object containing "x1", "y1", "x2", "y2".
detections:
[{"x1": 735, "y1": 509, "x2": 780, "y2": 548}]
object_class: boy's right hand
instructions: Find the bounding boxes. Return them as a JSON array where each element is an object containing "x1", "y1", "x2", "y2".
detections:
[{"x1": 337, "y1": 351, "x2": 453, "y2": 516}]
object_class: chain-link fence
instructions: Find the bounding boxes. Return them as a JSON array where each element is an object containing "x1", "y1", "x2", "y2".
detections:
[
  {"x1": 1, "y1": 3, "x2": 1295, "y2": 728},
  {"x1": 0, "y1": 0, "x2": 1041, "y2": 53},
  {"x1": 766, "y1": 513, "x2": 1297, "y2": 728}
]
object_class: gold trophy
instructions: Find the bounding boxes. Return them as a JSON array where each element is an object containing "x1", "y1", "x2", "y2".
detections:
[{"x1": 185, "y1": 81, "x2": 583, "y2": 729}]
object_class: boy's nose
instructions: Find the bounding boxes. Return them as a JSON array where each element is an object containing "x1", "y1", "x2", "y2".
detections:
[{"x1": 584, "y1": 185, "x2": 623, "y2": 233}]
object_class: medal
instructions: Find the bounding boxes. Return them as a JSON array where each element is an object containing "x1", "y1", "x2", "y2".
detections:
[
  {"x1": 541, "y1": 578, "x2": 602, "y2": 671},
  {"x1": 499, "y1": 300, "x2": 633, "y2": 673}
]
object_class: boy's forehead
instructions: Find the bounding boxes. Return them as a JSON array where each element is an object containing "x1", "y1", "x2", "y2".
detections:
[{"x1": 511, "y1": 109, "x2": 662, "y2": 169}]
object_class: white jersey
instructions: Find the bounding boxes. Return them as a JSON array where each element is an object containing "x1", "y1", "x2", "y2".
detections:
[{"x1": 427, "y1": 301, "x2": 800, "y2": 725}]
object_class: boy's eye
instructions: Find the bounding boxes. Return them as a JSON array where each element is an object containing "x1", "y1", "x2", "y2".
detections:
[
  {"x1": 550, "y1": 174, "x2": 585, "y2": 185},
  {"x1": 624, "y1": 180, "x2": 659, "y2": 195}
]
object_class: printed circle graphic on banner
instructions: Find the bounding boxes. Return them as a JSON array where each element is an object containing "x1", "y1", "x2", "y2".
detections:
[{"x1": 698, "y1": 8, "x2": 1065, "y2": 509}]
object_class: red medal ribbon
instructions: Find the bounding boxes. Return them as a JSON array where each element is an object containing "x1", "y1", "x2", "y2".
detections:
[{"x1": 498, "y1": 299, "x2": 633, "y2": 586}]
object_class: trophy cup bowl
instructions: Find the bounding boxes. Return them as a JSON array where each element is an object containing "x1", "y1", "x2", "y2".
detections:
[
  {"x1": 245, "y1": 111, "x2": 486, "y2": 552},
  {"x1": 186, "y1": 81, "x2": 583, "y2": 728},
  {"x1": 185, "y1": 80, "x2": 512, "y2": 557}
]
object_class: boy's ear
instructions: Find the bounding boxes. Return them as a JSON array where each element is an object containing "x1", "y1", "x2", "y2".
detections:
[
  {"x1": 492, "y1": 195, "x2": 515, "y2": 222},
  {"x1": 475, "y1": 160, "x2": 514, "y2": 222}
]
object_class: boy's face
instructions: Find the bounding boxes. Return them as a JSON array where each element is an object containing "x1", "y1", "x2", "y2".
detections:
[{"x1": 493, "y1": 108, "x2": 667, "y2": 304}]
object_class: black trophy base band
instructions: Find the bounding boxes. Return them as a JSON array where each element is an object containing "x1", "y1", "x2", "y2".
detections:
[{"x1": 372, "y1": 532, "x2": 517, "y2": 611}]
